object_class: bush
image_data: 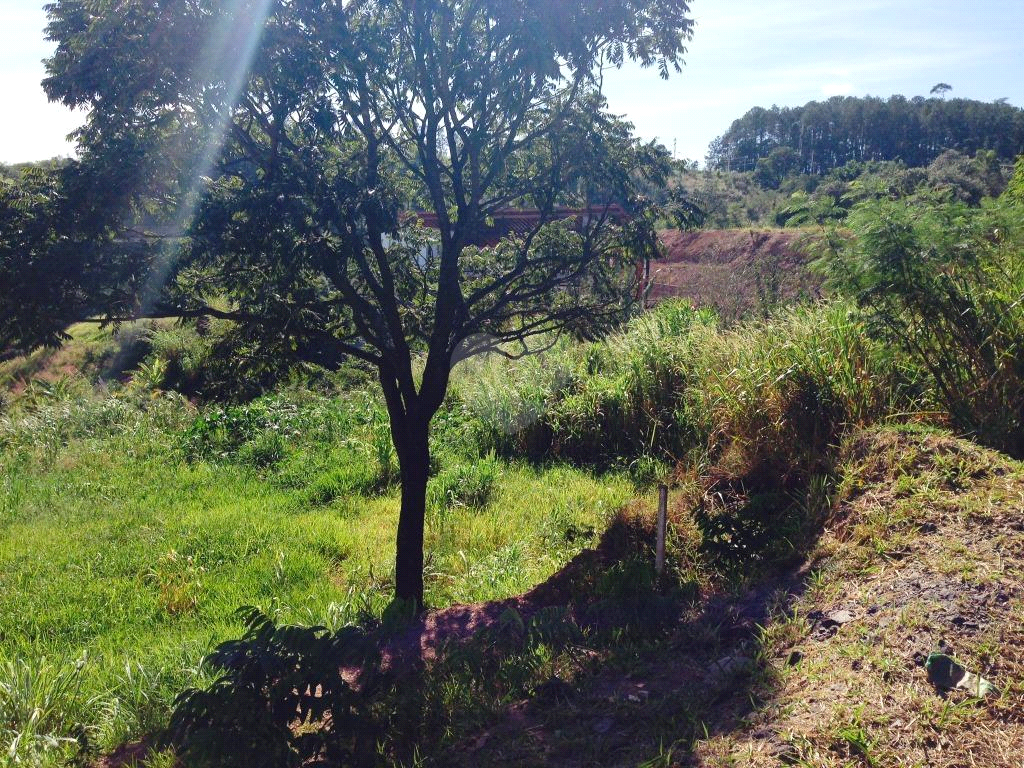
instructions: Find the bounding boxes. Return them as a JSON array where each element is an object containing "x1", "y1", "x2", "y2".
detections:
[
  {"x1": 823, "y1": 193, "x2": 1024, "y2": 456},
  {"x1": 427, "y1": 453, "x2": 500, "y2": 514},
  {"x1": 179, "y1": 392, "x2": 368, "y2": 462},
  {"x1": 167, "y1": 608, "x2": 385, "y2": 768}
]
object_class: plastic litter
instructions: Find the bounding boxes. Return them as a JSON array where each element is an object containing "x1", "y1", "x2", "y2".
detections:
[{"x1": 925, "y1": 652, "x2": 997, "y2": 697}]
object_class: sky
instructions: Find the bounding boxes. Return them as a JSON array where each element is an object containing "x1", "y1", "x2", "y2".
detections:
[{"x1": 1, "y1": 0, "x2": 1023, "y2": 165}]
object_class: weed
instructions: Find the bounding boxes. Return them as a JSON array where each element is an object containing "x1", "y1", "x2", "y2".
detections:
[
  {"x1": 147, "y1": 550, "x2": 205, "y2": 616},
  {"x1": 835, "y1": 723, "x2": 877, "y2": 766},
  {"x1": 637, "y1": 740, "x2": 678, "y2": 767},
  {"x1": 427, "y1": 453, "x2": 500, "y2": 515},
  {"x1": 0, "y1": 655, "x2": 92, "y2": 765},
  {"x1": 237, "y1": 431, "x2": 287, "y2": 467}
]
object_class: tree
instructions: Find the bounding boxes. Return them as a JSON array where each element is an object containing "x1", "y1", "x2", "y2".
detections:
[
  {"x1": 5, "y1": 0, "x2": 695, "y2": 608},
  {"x1": 707, "y1": 94, "x2": 1024, "y2": 177},
  {"x1": 753, "y1": 146, "x2": 800, "y2": 189},
  {"x1": 930, "y1": 82, "x2": 952, "y2": 98}
]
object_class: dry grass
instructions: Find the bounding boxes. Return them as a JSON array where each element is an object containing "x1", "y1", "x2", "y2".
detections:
[
  {"x1": 695, "y1": 427, "x2": 1024, "y2": 767},
  {"x1": 649, "y1": 229, "x2": 821, "y2": 320},
  {"x1": 433, "y1": 427, "x2": 1024, "y2": 768}
]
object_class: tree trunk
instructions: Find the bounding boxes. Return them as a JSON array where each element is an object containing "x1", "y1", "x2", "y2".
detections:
[{"x1": 392, "y1": 413, "x2": 431, "y2": 609}]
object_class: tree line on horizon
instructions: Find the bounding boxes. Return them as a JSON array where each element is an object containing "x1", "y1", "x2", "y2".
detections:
[{"x1": 706, "y1": 94, "x2": 1024, "y2": 177}]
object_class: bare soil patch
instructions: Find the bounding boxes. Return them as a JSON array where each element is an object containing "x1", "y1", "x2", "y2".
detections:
[
  {"x1": 695, "y1": 429, "x2": 1024, "y2": 767},
  {"x1": 650, "y1": 229, "x2": 821, "y2": 319}
]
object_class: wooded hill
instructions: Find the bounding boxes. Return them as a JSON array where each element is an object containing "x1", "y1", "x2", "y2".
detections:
[{"x1": 706, "y1": 95, "x2": 1024, "y2": 176}]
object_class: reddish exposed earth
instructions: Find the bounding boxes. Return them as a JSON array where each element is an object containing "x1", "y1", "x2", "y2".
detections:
[{"x1": 650, "y1": 228, "x2": 822, "y2": 319}]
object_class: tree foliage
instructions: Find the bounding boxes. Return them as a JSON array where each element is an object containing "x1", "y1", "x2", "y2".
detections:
[
  {"x1": 707, "y1": 94, "x2": 1024, "y2": 175},
  {"x1": 0, "y1": 163, "x2": 152, "y2": 350},
  {"x1": 3, "y1": 0, "x2": 696, "y2": 605},
  {"x1": 820, "y1": 181, "x2": 1024, "y2": 456}
]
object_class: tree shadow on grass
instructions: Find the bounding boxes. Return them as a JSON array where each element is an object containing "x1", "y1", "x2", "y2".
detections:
[
  {"x1": 433, "y1": 514, "x2": 820, "y2": 768},
  {"x1": 163, "y1": 474, "x2": 830, "y2": 768}
]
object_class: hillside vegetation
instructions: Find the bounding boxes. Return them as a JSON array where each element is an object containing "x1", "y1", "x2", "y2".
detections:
[
  {"x1": 663, "y1": 93, "x2": 1023, "y2": 231},
  {"x1": 676, "y1": 147, "x2": 1011, "y2": 230},
  {"x1": 442, "y1": 427, "x2": 1024, "y2": 767},
  {"x1": 706, "y1": 95, "x2": 1024, "y2": 175},
  {"x1": 2, "y1": 162, "x2": 1023, "y2": 766}
]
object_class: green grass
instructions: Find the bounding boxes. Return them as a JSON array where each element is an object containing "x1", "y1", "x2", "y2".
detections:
[
  {"x1": 0, "y1": 295, "x2": 924, "y2": 762},
  {"x1": 3, "y1": 183, "x2": 1023, "y2": 762},
  {"x1": 0, "y1": 389, "x2": 631, "y2": 762}
]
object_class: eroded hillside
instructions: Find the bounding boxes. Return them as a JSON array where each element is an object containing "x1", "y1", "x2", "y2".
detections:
[
  {"x1": 441, "y1": 428, "x2": 1024, "y2": 767},
  {"x1": 650, "y1": 229, "x2": 821, "y2": 319}
]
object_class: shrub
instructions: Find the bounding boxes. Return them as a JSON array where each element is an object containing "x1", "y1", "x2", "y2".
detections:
[
  {"x1": 179, "y1": 392, "x2": 367, "y2": 462},
  {"x1": 427, "y1": 453, "x2": 500, "y2": 514},
  {"x1": 167, "y1": 608, "x2": 385, "y2": 768},
  {"x1": 822, "y1": 194, "x2": 1024, "y2": 456}
]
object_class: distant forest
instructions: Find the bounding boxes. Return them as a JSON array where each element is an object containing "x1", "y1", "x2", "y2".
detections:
[{"x1": 706, "y1": 95, "x2": 1024, "y2": 175}]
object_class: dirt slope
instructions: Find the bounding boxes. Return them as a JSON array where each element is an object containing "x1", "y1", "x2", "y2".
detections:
[
  {"x1": 650, "y1": 229, "x2": 821, "y2": 319},
  {"x1": 441, "y1": 428, "x2": 1024, "y2": 767},
  {"x1": 696, "y1": 429, "x2": 1024, "y2": 767}
]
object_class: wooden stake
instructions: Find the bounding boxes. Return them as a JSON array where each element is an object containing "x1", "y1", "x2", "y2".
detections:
[{"x1": 656, "y1": 484, "x2": 668, "y2": 574}]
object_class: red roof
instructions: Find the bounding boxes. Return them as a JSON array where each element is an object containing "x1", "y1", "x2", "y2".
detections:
[{"x1": 412, "y1": 205, "x2": 628, "y2": 247}]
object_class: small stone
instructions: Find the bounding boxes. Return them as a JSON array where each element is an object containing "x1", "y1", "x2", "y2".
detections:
[
  {"x1": 769, "y1": 741, "x2": 801, "y2": 764},
  {"x1": 826, "y1": 609, "x2": 856, "y2": 625},
  {"x1": 712, "y1": 655, "x2": 754, "y2": 675},
  {"x1": 704, "y1": 655, "x2": 755, "y2": 688},
  {"x1": 813, "y1": 624, "x2": 839, "y2": 641}
]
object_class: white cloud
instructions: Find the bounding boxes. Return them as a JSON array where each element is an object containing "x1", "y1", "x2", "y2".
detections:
[
  {"x1": 1, "y1": 77, "x2": 81, "y2": 164},
  {"x1": 822, "y1": 82, "x2": 855, "y2": 97}
]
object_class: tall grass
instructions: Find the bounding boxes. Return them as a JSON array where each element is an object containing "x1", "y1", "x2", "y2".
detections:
[
  {"x1": 453, "y1": 298, "x2": 921, "y2": 475},
  {"x1": 0, "y1": 656, "x2": 90, "y2": 765},
  {"x1": 820, "y1": 190, "x2": 1024, "y2": 456},
  {"x1": 450, "y1": 297, "x2": 926, "y2": 574}
]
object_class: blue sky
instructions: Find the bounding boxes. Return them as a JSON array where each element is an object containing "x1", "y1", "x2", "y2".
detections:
[{"x1": 2, "y1": 0, "x2": 1022, "y2": 164}]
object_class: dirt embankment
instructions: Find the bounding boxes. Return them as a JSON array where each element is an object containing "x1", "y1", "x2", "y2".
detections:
[
  {"x1": 436, "y1": 428, "x2": 1024, "y2": 767},
  {"x1": 650, "y1": 229, "x2": 822, "y2": 319}
]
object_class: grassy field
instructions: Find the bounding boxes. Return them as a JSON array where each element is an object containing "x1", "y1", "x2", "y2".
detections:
[
  {"x1": 3, "y1": 179, "x2": 1023, "y2": 765},
  {"x1": 0, "y1": 381, "x2": 633, "y2": 763},
  {"x1": 0, "y1": 296, "x2": 917, "y2": 765}
]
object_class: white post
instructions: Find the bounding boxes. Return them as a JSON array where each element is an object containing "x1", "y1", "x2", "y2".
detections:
[{"x1": 656, "y1": 484, "x2": 668, "y2": 574}]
